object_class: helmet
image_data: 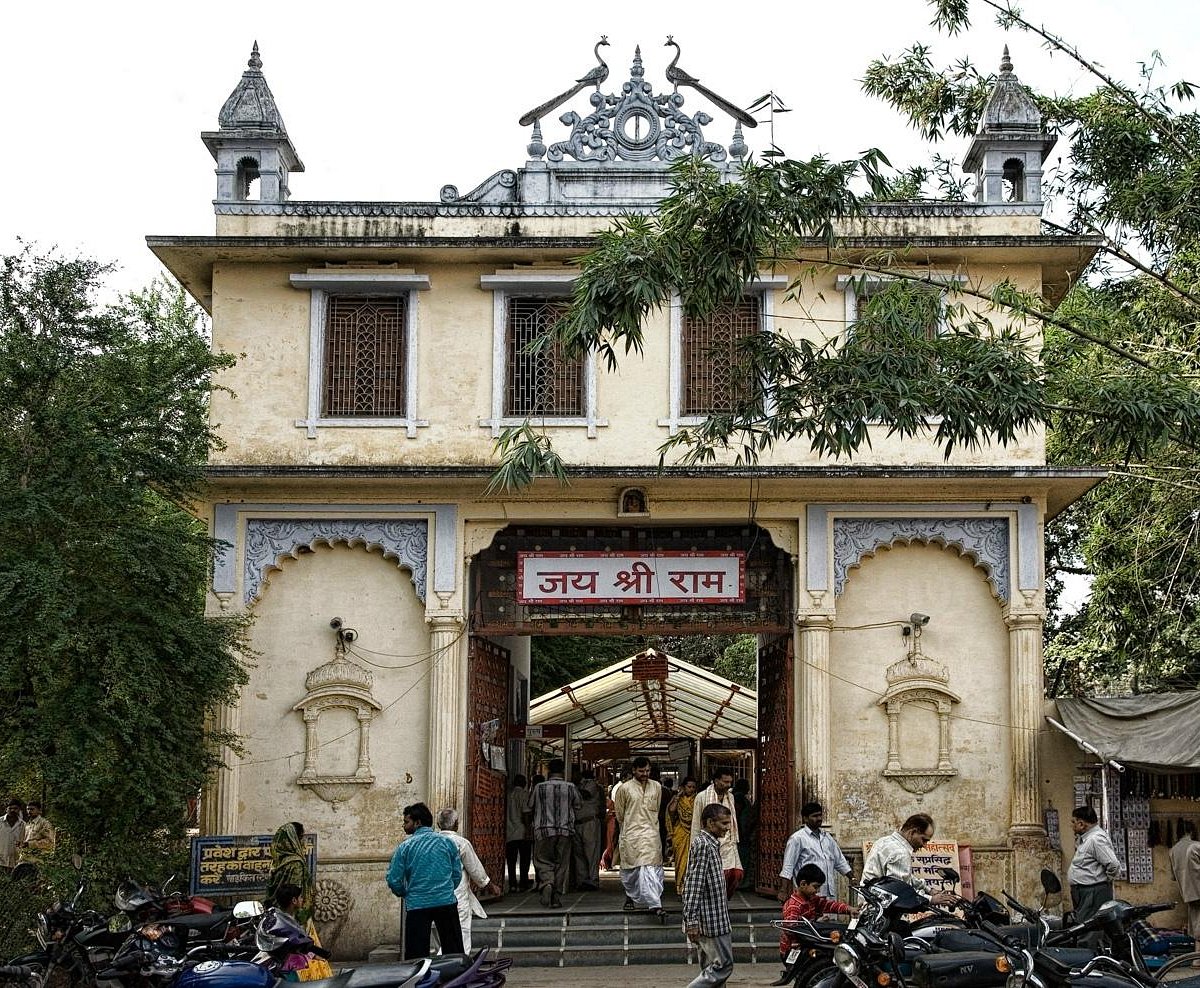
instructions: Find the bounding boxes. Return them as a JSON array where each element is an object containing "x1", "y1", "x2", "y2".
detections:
[
  {"x1": 115, "y1": 880, "x2": 156, "y2": 914},
  {"x1": 255, "y1": 908, "x2": 312, "y2": 954}
]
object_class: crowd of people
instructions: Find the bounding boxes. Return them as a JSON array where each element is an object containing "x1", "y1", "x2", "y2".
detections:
[{"x1": 0, "y1": 798, "x2": 56, "y2": 877}]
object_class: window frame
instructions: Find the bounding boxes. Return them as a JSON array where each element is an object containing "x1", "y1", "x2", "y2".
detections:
[
  {"x1": 659, "y1": 276, "x2": 787, "y2": 437},
  {"x1": 836, "y1": 272, "x2": 968, "y2": 342},
  {"x1": 479, "y1": 273, "x2": 605, "y2": 438},
  {"x1": 291, "y1": 272, "x2": 430, "y2": 438}
]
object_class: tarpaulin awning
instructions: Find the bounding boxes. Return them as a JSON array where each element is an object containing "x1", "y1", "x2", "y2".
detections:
[
  {"x1": 528, "y1": 649, "x2": 756, "y2": 742},
  {"x1": 1054, "y1": 693, "x2": 1200, "y2": 771}
]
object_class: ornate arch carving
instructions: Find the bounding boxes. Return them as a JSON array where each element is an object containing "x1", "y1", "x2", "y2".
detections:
[
  {"x1": 244, "y1": 518, "x2": 428, "y2": 604},
  {"x1": 833, "y1": 517, "x2": 1009, "y2": 602}
]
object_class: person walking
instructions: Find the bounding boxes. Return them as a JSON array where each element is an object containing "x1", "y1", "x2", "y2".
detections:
[
  {"x1": 862, "y1": 813, "x2": 955, "y2": 905},
  {"x1": 1067, "y1": 805, "x2": 1121, "y2": 925},
  {"x1": 18, "y1": 801, "x2": 55, "y2": 863},
  {"x1": 614, "y1": 755, "x2": 665, "y2": 915},
  {"x1": 682, "y1": 803, "x2": 735, "y2": 988},
  {"x1": 264, "y1": 822, "x2": 333, "y2": 981},
  {"x1": 691, "y1": 770, "x2": 742, "y2": 898},
  {"x1": 0, "y1": 800, "x2": 24, "y2": 872},
  {"x1": 1169, "y1": 822, "x2": 1200, "y2": 959},
  {"x1": 386, "y1": 802, "x2": 463, "y2": 958},
  {"x1": 505, "y1": 774, "x2": 533, "y2": 893},
  {"x1": 778, "y1": 802, "x2": 851, "y2": 901},
  {"x1": 667, "y1": 777, "x2": 698, "y2": 894},
  {"x1": 436, "y1": 808, "x2": 499, "y2": 953},
  {"x1": 572, "y1": 770, "x2": 603, "y2": 891},
  {"x1": 530, "y1": 759, "x2": 580, "y2": 908}
]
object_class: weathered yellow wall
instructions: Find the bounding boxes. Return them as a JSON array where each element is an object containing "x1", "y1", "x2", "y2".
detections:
[
  {"x1": 827, "y1": 543, "x2": 1012, "y2": 846},
  {"x1": 233, "y1": 543, "x2": 430, "y2": 955},
  {"x1": 207, "y1": 258, "x2": 1046, "y2": 468}
]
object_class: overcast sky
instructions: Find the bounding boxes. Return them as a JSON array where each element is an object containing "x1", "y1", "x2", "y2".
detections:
[{"x1": 3, "y1": 0, "x2": 1196, "y2": 296}]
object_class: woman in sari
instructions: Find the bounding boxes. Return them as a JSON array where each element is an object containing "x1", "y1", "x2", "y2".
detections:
[
  {"x1": 265, "y1": 823, "x2": 333, "y2": 981},
  {"x1": 665, "y1": 777, "x2": 698, "y2": 894}
]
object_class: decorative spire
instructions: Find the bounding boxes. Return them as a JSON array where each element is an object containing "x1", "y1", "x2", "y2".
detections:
[
  {"x1": 527, "y1": 119, "x2": 546, "y2": 160},
  {"x1": 999, "y1": 45, "x2": 1013, "y2": 75},
  {"x1": 631, "y1": 45, "x2": 644, "y2": 81},
  {"x1": 248, "y1": 40, "x2": 262, "y2": 71},
  {"x1": 217, "y1": 41, "x2": 287, "y2": 132},
  {"x1": 729, "y1": 122, "x2": 747, "y2": 161}
]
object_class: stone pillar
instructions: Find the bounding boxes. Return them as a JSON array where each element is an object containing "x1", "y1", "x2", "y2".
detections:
[
  {"x1": 427, "y1": 611, "x2": 467, "y2": 814},
  {"x1": 1006, "y1": 612, "x2": 1046, "y2": 839},
  {"x1": 201, "y1": 699, "x2": 240, "y2": 834},
  {"x1": 797, "y1": 614, "x2": 835, "y2": 805}
]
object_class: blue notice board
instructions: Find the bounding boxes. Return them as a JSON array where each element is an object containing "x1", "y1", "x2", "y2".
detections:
[{"x1": 189, "y1": 833, "x2": 317, "y2": 896}]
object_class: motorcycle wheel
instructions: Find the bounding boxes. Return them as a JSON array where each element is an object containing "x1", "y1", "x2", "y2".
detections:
[{"x1": 1154, "y1": 952, "x2": 1200, "y2": 983}]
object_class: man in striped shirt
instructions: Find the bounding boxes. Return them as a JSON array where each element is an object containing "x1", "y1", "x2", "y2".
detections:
[
  {"x1": 683, "y1": 803, "x2": 734, "y2": 987},
  {"x1": 531, "y1": 758, "x2": 580, "y2": 908}
]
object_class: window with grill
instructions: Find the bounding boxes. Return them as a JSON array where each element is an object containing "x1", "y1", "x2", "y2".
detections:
[
  {"x1": 505, "y1": 297, "x2": 584, "y2": 417},
  {"x1": 322, "y1": 295, "x2": 407, "y2": 417},
  {"x1": 853, "y1": 281, "x2": 942, "y2": 343},
  {"x1": 681, "y1": 298, "x2": 761, "y2": 415}
]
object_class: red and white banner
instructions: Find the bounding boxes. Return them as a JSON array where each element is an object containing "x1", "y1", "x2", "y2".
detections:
[{"x1": 516, "y1": 551, "x2": 745, "y2": 605}]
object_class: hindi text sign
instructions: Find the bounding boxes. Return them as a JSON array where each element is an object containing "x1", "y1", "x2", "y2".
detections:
[
  {"x1": 861, "y1": 839, "x2": 961, "y2": 897},
  {"x1": 517, "y1": 551, "x2": 745, "y2": 605},
  {"x1": 189, "y1": 833, "x2": 317, "y2": 896}
]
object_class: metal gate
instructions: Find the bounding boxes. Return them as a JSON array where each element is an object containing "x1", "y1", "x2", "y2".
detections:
[
  {"x1": 755, "y1": 633, "x2": 795, "y2": 895},
  {"x1": 466, "y1": 636, "x2": 510, "y2": 896}
]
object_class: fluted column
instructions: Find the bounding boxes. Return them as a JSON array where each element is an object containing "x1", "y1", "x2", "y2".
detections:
[
  {"x1": 1006, "y1": 612, "x2": 1046, "y2": 838},
  {"x1": 797, "y1": 614, "x2": 835, "y2": 806},
  {"x1": 201, "y1": 699, "x2": 240, "y2": 834},
  {"x1": 426, "y1": 612, "x2": 468, "y2": 813}
]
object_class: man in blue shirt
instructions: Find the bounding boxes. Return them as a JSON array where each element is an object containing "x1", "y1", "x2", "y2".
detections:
[{"x1": 386, "y1": 802, "x2": 463, "y2": 958}]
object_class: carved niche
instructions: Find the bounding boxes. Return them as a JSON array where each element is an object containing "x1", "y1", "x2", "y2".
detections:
[
  {"x1": 293, "y1": 649, "x2": 382, "y2": 805},
  {"x1": 877, "y1": 648, "x2": 961, "y2": 797}
]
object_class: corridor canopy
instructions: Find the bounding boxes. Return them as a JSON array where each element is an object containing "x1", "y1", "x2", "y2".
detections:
[{"x1": 529, "y1": 648, "x2": 757, "y2": 741}]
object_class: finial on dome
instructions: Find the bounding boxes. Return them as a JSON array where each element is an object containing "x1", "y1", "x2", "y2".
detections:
[
  {"x1": 527, "y1": 119, "x2": 546, "y2": 160},
  {"x1": 1000, "y1": 45, "x2": 1013, "y2": 75},
  {"x1": 729, "y1": 122, "x2": 747, "y2": 161},
  {"x1": 631, "y1": 45, "x2": 644, "y2": 80},
  {"x1": 248, "y1": 41, "x2": 263, "y2": 71}
]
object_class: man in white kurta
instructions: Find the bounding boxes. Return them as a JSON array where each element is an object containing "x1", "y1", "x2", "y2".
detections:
[
  {"x1": 613, "y1": 757, "x2": 665, "y2": 913},
  {"x1": 437, "y1": 808, "x2": 499, "y2": 952},
  {"x1": 691, "y1": 770, "x2": 742, "y2": 898}
]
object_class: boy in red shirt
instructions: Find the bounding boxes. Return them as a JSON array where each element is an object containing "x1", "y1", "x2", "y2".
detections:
[{"x1": 778, "y1": 863, "x2": 857, "y2": 959}]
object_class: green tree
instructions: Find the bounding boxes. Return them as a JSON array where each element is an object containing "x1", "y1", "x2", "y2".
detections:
[
  {"x1": 0, "y1": 247, "x2": 249, "y2": 873},
  {"x1": 492, "y1": 0, "x2": 1200, "y2": 693}
]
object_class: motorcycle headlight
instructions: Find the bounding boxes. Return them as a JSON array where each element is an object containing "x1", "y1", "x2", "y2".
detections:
[
  {"x1": 834, "y1": 943, "x2": 861, "y2": 978},
  {"x1": 1006, "y1": 974, "x2": 1024, "y2": 988}
]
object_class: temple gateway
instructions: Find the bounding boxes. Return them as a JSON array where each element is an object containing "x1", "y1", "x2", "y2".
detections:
[{"x1": 150, "y1": 39, "x2": 1178, "y2": 959}]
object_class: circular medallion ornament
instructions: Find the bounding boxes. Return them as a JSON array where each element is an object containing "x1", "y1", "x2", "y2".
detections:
[{"x1": 194, "y1": 962, "x2": 222, "y2": 974}]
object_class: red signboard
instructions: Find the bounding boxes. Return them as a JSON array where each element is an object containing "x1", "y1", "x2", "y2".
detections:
[{"x1": 517, "y1": 551, "x2": 745, "y2": 605}]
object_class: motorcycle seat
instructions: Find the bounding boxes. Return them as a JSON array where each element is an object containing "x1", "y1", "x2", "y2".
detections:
[
  {"x1": 933, "y1": 925, "x2": 1037, "y2": 951},
  {"x1": 164, "y1": 912, "x2": 232, "y2": 932},
  {"x1": 339, "y1": 962, "x2": 438, "y2": 988}
]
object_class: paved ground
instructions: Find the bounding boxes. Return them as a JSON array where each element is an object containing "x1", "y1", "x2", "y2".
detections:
[{"x1": 505, "y1": 962, "x2": 775, "y2": 986}]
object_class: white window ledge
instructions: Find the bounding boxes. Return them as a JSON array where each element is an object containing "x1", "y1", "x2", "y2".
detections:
[{"x1": 290, "y1": 272, "x2": 431, "y2": 293}]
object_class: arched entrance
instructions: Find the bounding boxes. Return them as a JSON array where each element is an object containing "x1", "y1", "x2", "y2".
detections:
[{"x1": 465, "y1": 524, "x2": 794, "y2": 898}]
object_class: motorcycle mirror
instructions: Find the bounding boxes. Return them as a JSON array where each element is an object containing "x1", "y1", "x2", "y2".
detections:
[
  {"x1": 234, "y1": 901, "x2": 265, "y2": 919},
  {"x1": 939, "y1": 867, "x2": 961, "y2": 883},
  {"x1": 71, "y1": 853, "x2": 83, "y2": 871},
  {"x1": 1040, "y1": 868, "x2": 1062, "y2": 894}
]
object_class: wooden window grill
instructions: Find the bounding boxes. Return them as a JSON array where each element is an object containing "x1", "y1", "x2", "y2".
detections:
[
  {"x1": 682, "y1": 298, "x2": 761, "y2": 415},
  {"x1": 505, "y1": 297, "x2": 583, "y2": 416},
  {"x1": 322, "y1": 295, "x2": 407, "y2": 417}
]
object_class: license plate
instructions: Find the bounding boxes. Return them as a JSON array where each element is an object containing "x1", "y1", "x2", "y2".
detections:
[
  {"x1": 786, "y1": 948, "x2": 802, "y2": 964},
  {"x1": 846, "y1": 974, "x2": 869, "y2": 988}
]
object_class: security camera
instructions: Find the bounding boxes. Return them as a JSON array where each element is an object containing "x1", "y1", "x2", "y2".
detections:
[
  {"x1": 909, "y1": 612, "x2": 930, "y2": 627},
  {"x1": 342, "y1": 629, "x2": 358, "y2": 643},
  {"x1": 329, "y1": 617, "x2": 343, "y2": 630}
]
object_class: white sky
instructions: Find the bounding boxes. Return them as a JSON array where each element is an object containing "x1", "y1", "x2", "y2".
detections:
[{"x1": 2, "y1": 0, "x2": 1197, "y2": 296}]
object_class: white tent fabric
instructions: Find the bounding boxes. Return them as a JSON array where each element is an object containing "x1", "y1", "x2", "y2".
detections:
[
  {"x1": 528, "y1": 650, "x2": 757, "y2": 741},
  {"x1": 1054, "y1": 693, "x2": 1200, "y2": 771}
]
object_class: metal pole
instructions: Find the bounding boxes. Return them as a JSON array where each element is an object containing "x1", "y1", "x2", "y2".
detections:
[{"x1": 1044, "y1": 716, "x2": 1125, "y2": 829}]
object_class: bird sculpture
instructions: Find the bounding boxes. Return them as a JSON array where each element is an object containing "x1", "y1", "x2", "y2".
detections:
[
  {"x1": 663, "y1": 36, "x2": 757, "y2": 128},
  {"x1": 519, "y1": 37, "x2": 611, "y2": 127}
]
